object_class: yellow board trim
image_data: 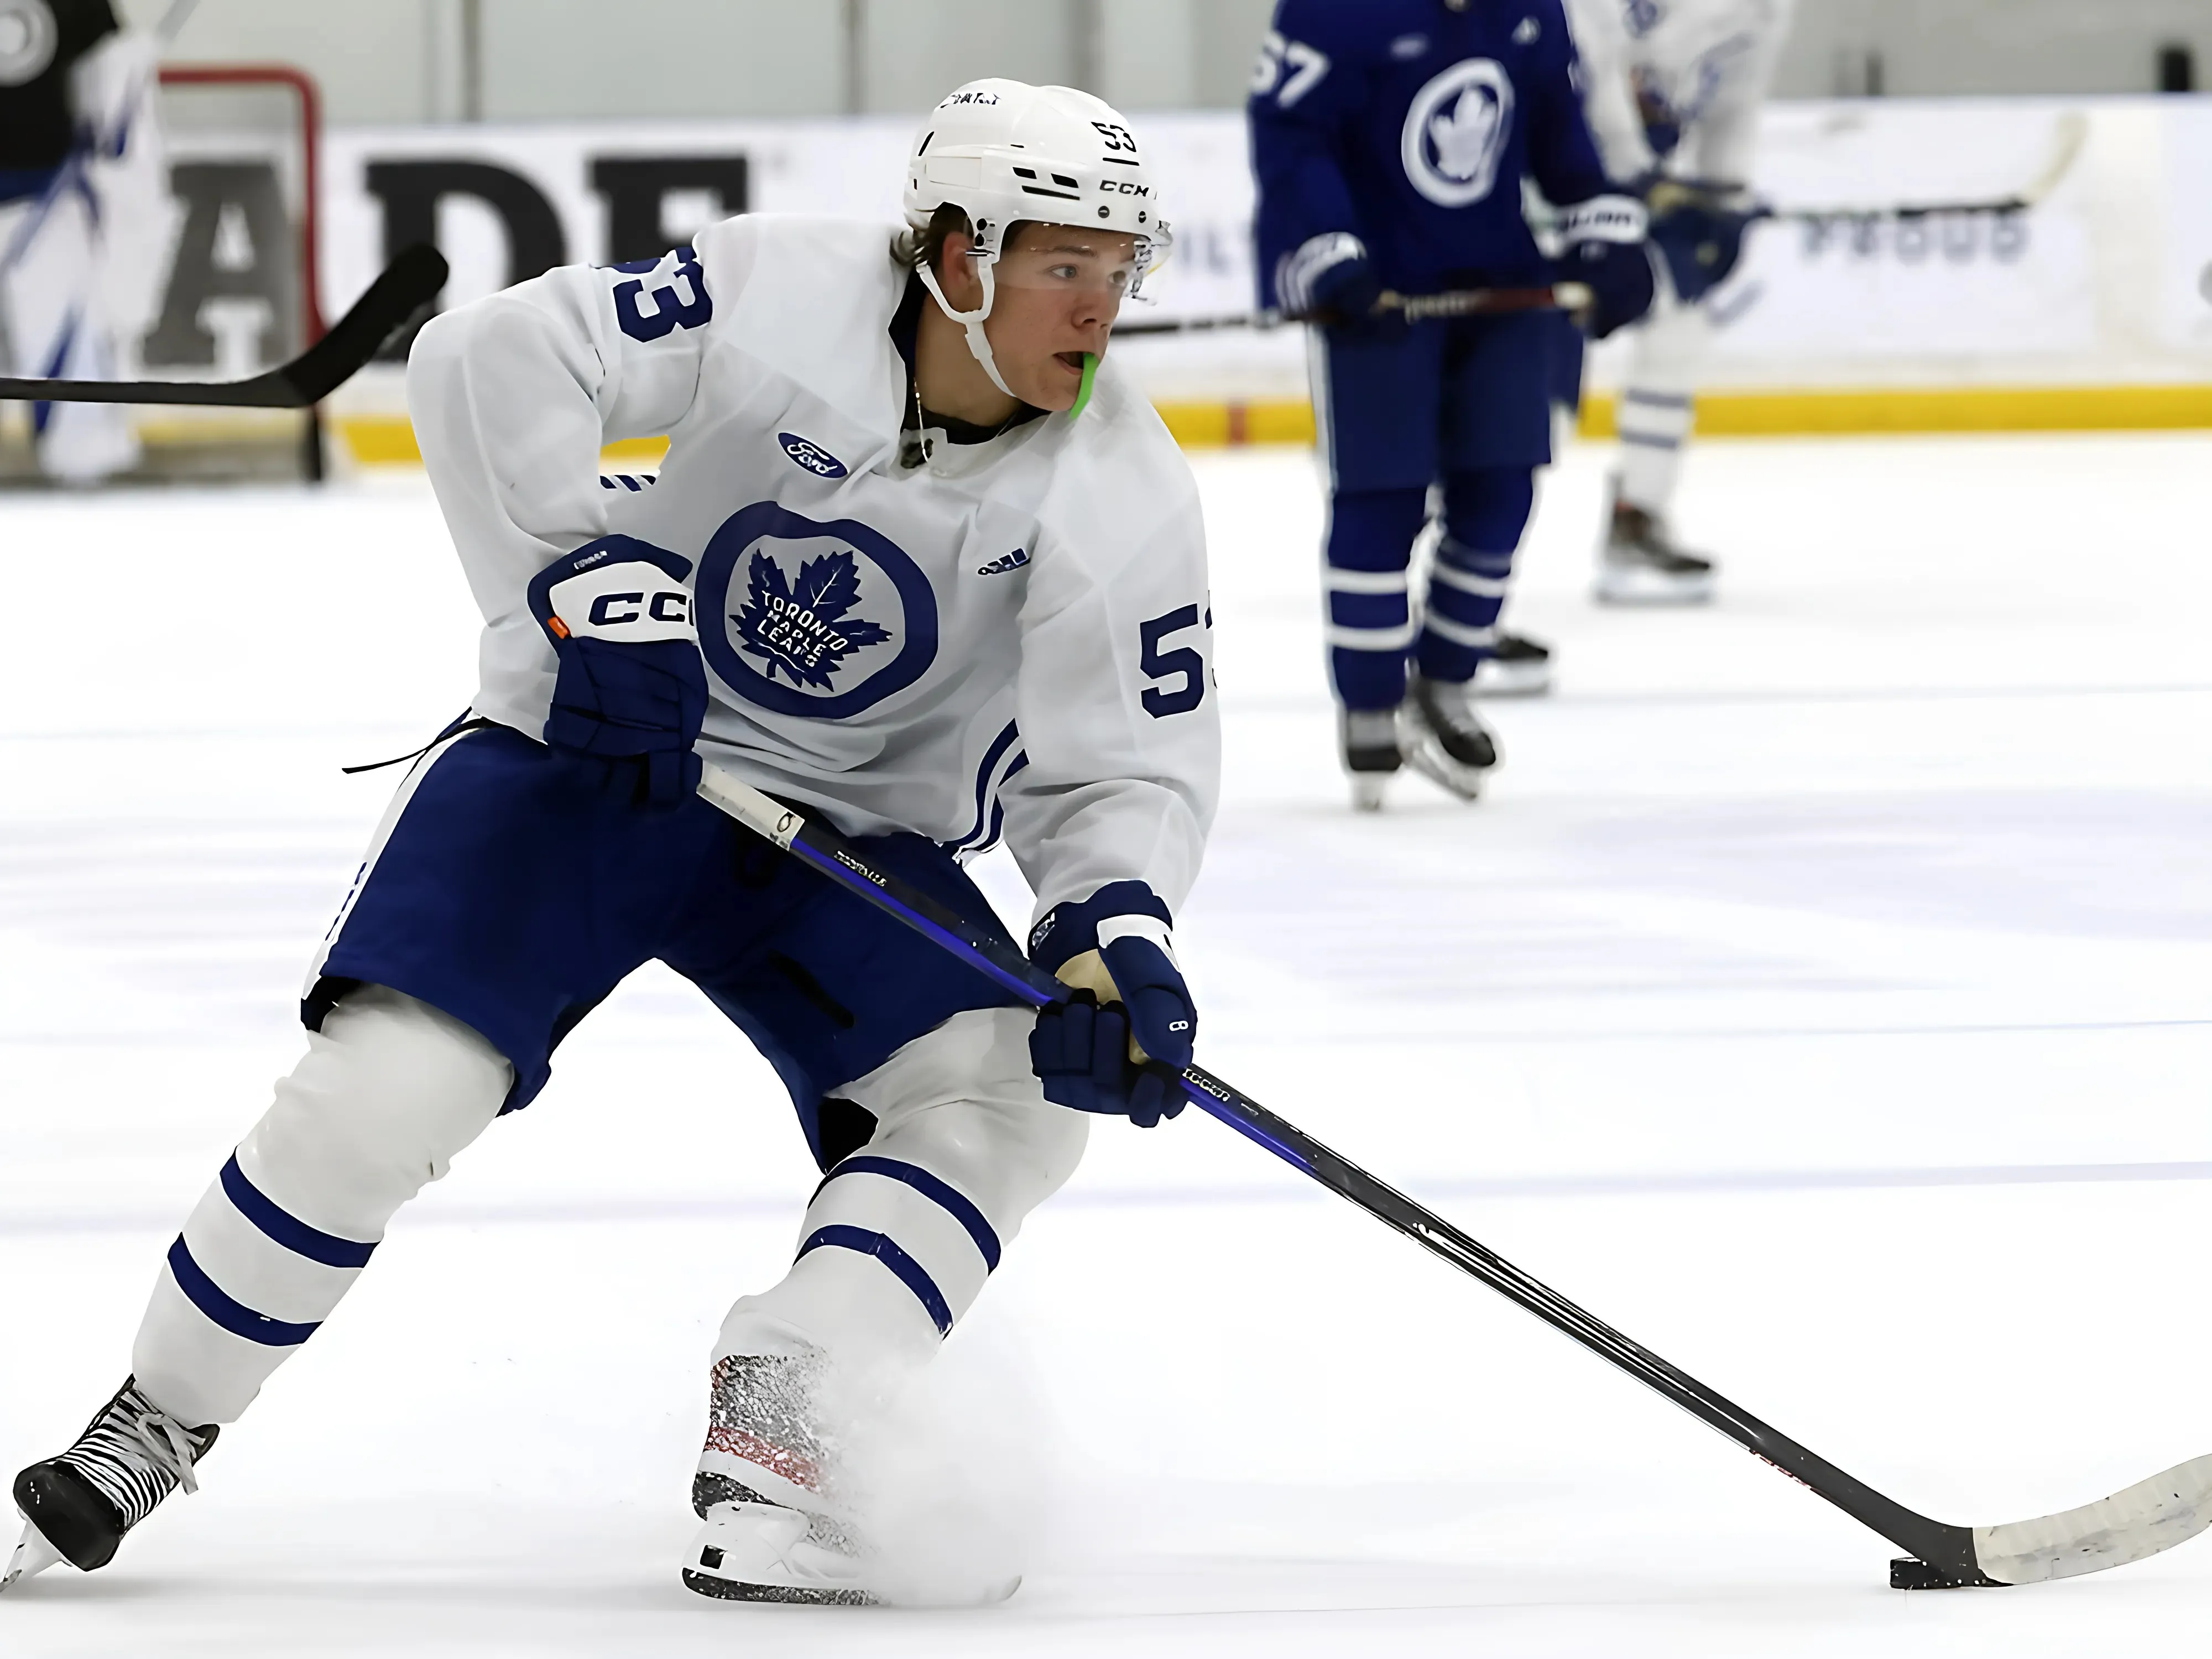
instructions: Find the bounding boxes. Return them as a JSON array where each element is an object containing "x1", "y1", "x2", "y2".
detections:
[
  {"x1": 1579, "y1": 384, "x2": 2212, "y2": 437},
  {"x1": 333, "y1": 385, "x2": 2211, "y2": 467}
]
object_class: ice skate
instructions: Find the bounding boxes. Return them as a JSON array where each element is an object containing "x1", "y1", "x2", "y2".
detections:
[
  {"x1": 1339, "y1": 706, "x2": 1402, "y2": 811},
  {"x1": 1399, "y1": 674, "x2": 1497, "y2": 801},
  {"x1": 1595, "y1": 496, "x2": 1715, "y2": 606},
  {"x1": 684, "y1": 1495, "x2": 878, "y2": 1606},
  {"x1": 1472, "y1": 630, "x2": 1553, "y2": 697},
  {"x1": 5, "y1": 1377, "x2": 217, "y2": 1590}
]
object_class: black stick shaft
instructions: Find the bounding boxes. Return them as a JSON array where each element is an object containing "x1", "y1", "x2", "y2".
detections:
[
  {"x1": 0, "y1": 244, "x2": 448, "y2": 408},
  {"x1": 693, "y1": 766, "x2": 1980, "y2": 1578},
  {"x1": 1113, "y1": 284, "x2": 1580, "y2": 338}
]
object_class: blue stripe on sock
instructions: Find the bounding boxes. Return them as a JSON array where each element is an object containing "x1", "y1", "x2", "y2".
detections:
[
  {"x1": 1624, "y1": 389, "x2": 1692, "y2": 409},
  {"x1": 165, "y1": 1237, "x2": 322, "y2": 1347},
  {"x1": 823, "y1": 1156, "x2": 1002, "y2": 1271},
  {"x1": 1619, "y1": 431, "x2": 1683, "y2": 450},
  {"x1": 220, "y1": 1155, "x2": 377, "y2": 1269},
  {"x1": 796, "y1": 1225, "x2": 954, "y2": 1335}
]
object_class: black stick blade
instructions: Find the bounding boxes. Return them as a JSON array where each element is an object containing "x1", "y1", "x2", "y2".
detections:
[
  {"x1": 1892, "y1": 1557, "x2": 2005, "y2": 1590},
  {"x1": 0, "y1": 244, "x2": 449, "y2": 409}
]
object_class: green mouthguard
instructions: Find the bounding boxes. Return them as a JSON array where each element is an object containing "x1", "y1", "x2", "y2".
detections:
[{"x1": 1069, "y1": 352, "x2": 1099, "y2": 420}]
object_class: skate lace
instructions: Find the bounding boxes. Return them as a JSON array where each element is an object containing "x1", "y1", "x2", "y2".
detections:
[{"x1": 56, "y1": 1386, "x2": 210, "y2": 1528}]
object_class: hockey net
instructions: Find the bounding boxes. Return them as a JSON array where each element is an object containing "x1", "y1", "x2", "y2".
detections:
[{"x1": 1, "y1": 62, "x2": 326, "y2": 484}]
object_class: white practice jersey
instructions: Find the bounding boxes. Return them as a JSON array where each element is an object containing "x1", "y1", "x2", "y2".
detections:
[
  {"x1": 1563, "y1": 0, "x2": 1796, "y2": 186},
  {"x1": 406, "y1": 213, "x2": 1219, "y2": 923}
]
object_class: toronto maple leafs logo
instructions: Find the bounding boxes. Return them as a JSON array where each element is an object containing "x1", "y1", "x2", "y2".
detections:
[
  {"x1": 732, "y1": 547, "x2": 892, "y2": 690},
  {"x1": 1430, "y1": 87, "x2": 1505, "y2": 184},
  {"x1": 698, "y1": 502, "x2": 940, "y2": 721},
  {"x1": 1402, "y1": 59, "x2": 1515, "y2": 208}
]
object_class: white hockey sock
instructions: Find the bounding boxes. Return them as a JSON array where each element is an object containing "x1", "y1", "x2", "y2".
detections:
[
  {"x1": 703, "y1": 1008, "x2": 1086, "y2": 1502},
  {"x1": 131, "y1": 987, "x2": 511, "y2": 1425},
  {"x1": 1615, "y1": 388, "x2": 1694, "y2": 514}
]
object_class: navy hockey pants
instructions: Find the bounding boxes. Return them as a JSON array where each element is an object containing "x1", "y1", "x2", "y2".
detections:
[
  {"x1": 1312, "y1": 309, "x2": 1564, "y2": 709},
  {"x1": 310, "y1": 722, "x2": 1025, "y2": 1166}
]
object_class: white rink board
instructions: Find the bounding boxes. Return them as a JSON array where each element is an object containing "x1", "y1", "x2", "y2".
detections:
[
  {"x1": 2, "y1": 432, "x2": 2210, "y2": 1652},
  {"x1": 306, "y1": 97, "x2": 2212, "y2": 409}
]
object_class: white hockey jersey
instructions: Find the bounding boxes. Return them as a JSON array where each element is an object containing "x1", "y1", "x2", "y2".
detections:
[
  {"x1": 406, "y1": 213, "x2": 1219, "y2": 924},
  {"x1": 1562, "y1": 0, "x2": 1796, "y2": 186}
]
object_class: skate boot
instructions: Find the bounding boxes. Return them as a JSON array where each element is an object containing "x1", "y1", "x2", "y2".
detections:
[
  {"x1": 685, "y1": 1352, "x2": 876, "y2": 1605},
  {"x1": 1399, "y1": 674, "x2": 1497, "y2": 801},
  {"x1": 1472, "y1": 631, "x2": 1553, "y2": 697},
  {"x1": 1339, "y1": 706, "x2": 1402, "y2": 812},
  {"x1": 1595, "y1": 495, "x2": 1715, "y2": 606},
  {"x1": 4, "y1": 1377, "x2": 218, "y2": 1592}
]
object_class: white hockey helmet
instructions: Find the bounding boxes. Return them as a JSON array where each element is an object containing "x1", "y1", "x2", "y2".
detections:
[{"x1": 903, "y1": 79, "x2": 1171, "y2": 399}]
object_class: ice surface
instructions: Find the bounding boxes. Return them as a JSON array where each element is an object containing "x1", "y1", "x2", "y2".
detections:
[{"x1": 2, "y1": 433, "x2": 2208, "y2": 1654}]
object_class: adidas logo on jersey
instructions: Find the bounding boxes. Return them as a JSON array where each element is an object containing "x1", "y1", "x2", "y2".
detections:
[{"x1": 976, "y1": 549, "x2": 1030, "y2": 577}]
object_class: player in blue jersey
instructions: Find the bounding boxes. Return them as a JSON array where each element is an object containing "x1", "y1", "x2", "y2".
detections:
[{"x1": 1250, "y1": 0, "x2": 1657, "y2": 808}]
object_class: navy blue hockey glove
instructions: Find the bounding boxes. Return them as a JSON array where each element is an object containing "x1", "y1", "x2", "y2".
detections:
[
  {"x1": 1030, "y1": 989, "x2": 1184, "y2": 1128},
  {"x1": 1280, "y1": 234, "x2": 1404, "y2": 343},
  {"x1": 1647, "y1": 199, "x2": 1757, "y2": 305},
  {"x1": 527, "y1": 534, "x2": 707, "y2": 811},
  {"x1": 1554, "y1": 194, "x2": 1656, "y2": 341},
  {"x1": 1027, "y1": 883, "x2": 1197, "y2": 1129}
]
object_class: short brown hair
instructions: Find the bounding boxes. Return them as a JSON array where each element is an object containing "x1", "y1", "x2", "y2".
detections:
[{"x1": 894, "y1": 204, "x2": 1040, "y2": 274}]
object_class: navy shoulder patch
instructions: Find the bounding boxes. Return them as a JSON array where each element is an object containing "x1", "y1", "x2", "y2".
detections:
[
  {"x1": 778, "y1": 433, "x2": 848, "y2": 479},
  {"x1": 975, "y1": 548, "x2": 1030, "y2": 577}
]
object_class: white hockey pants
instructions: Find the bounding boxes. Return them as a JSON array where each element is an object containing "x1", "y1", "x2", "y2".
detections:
[{"x1": 129, "y1": 989, "x2": 1084, "y2": 1433}]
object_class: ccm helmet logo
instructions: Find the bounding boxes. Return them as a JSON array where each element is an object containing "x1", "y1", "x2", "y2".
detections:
[
  {"x1": 588, "y1": 591, "x2": 690, "y2": 627},
  {"x1": 1100, "y1": 179, "x2": 1151, "y2": 197},
  {"x1": 778, "y1": 432, "x2": 849, "y2": 479}
]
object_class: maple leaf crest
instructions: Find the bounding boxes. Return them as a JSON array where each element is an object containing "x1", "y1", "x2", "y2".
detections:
[
  {"x1": 1430, "y1": 85, "x2": 1505, "y2": 184},
  {"x1": 731, "y1": 546, "x2": 894, "y2": 691}
]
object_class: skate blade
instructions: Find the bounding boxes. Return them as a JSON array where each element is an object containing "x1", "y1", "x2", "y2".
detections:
[
  {"x1": 1349, "y1": 773, "x2": 1390, "y2": 812},
  {"x1": 1, "y1": 1520, "x2": 65, "y2": 1593},
  {"x1": 1593, "y1": 565, "x2": 1715, "y2": 607},
  {"x1": 1472, "y1": 662, "x2": 1553, "y2": 698},
  {"x1": 1400, "y1": 737, "x2": 1487, "y2": 802}
]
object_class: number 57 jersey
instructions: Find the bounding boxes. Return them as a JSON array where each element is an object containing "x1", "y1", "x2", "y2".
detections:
[{"x1": 405, "y1": 213, "x2": 1219, "y2": 924}]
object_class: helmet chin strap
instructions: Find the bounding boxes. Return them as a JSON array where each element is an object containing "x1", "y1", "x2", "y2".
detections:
[{"x1": 916, "y1": 255, "x2": 1016, "y2": 400}]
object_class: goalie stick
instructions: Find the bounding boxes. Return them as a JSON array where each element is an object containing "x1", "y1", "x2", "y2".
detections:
[
  {"x1": 692, "y1": 757, "x2": 2212, "y2": 1591},
  {"x1": 0, "y1": 244, "x2": 448, "y2": 409},
  {"x1": 1111, "y1": 281, "x2": 1590, "y2": 338}
]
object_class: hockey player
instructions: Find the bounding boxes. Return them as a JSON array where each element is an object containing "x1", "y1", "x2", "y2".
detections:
[
  {"x1": 6, "y1": 80, "x2": 1216, "y2": 1605},
  {"x1": 1250, "y1": 0, "x2": 1658, "y2": 809},
  {"x1": 1562, "y1": 0, "x2": 1796, "y2": 603},
  {"x1": 0, "y1": 0, "x2": 173, "y2": 483}
]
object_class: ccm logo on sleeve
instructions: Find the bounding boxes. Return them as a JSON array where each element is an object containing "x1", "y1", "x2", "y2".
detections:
[{"x1": 779, "y1": 433, "x2": 849, "y2": 479}]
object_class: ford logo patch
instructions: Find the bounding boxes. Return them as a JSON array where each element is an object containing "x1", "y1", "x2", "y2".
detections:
[{"x1": 778, "y1": 433, "x2": 848, "y2": 479}]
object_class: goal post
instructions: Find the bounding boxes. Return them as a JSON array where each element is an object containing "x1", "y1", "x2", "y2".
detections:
[{"x1": 144, "y1": 62, "x2": 327, "y2": 482}]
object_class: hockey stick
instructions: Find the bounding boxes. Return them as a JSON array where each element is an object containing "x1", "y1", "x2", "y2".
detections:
[
  {"x1": 0, "y1": 243, "x2": 447, "y2": 408},
  {"x1": 1767, "y1": 111, "x2": 2090, "y2": 223},
  {"x1": 1112, "y1": 281, "x2": 1591, "y2": 338},
  {"x1": 693, "y1": 755, "x2": 2212, "y2": 1590}
]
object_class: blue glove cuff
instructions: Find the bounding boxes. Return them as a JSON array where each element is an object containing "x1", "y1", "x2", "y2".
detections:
[{"x1": 1028, "y1": 880, "x2": 1174, "y2": 974}]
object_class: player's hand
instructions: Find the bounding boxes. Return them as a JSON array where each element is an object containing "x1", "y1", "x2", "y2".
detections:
[
  {"x1": 1554, "y1": 194, "x2": 1657, "y2": 341},
  {"x1": 1647, "y1": 199, "x2": 1757, "y2": 304},
  {"x1": 529, "y1": 534, "x2": 708, "y2": 810},
  {"x1": 1306, "y1": 255, "x2": 1406, "y2": 344}
]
